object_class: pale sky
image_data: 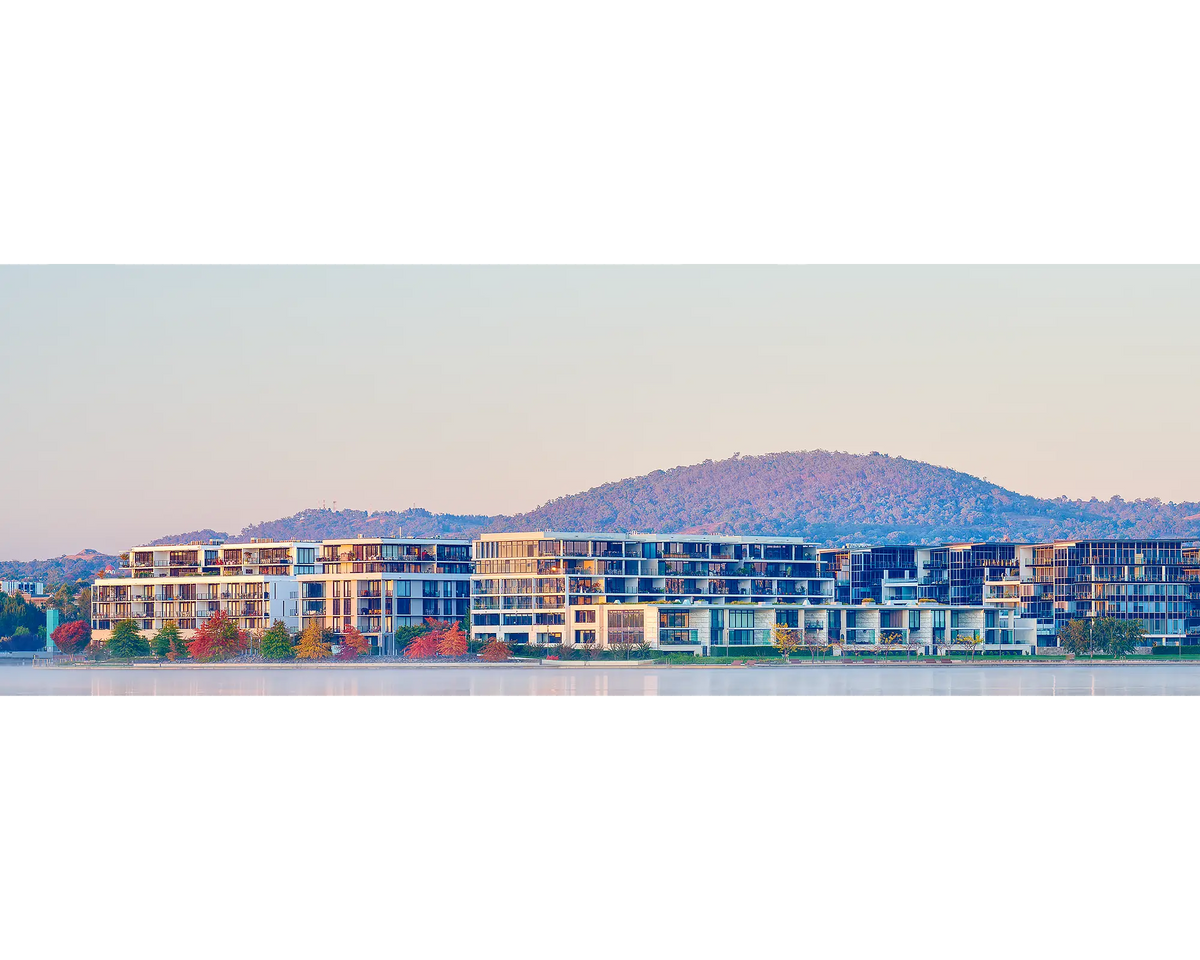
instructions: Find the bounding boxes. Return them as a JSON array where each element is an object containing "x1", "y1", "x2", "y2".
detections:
[{"x1": 1, "y1": 266, "x2": 1197, "y2": 559}]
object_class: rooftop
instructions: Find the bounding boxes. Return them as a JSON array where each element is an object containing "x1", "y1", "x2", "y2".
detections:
[{"x1": 475, "y1": 531, "x2": 821, "y2": 544}]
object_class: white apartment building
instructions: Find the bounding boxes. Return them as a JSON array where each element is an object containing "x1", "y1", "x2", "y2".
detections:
[
  {"x1": 296, "y1": 537, "x2": 472, "y2": 655},
  {"x1": 471, "y1": 532, "x2": 1035, "y2": 655},
  {"x1": 90, "y1": 540, "x2": 318, "y2": 642}
]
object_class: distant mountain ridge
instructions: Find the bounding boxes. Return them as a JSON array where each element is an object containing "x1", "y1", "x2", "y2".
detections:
[
  {"x1": 500, "y1": 451, "x2": 1200, "y2": 542},
  {"x1": 151, "y1": 450, "x2": 1200, "y2": 544},
  {"x1": 7, "y1": 451, "x2": 1197, "y2": 585}
]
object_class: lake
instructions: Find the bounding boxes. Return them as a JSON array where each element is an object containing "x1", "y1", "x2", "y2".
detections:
[{"x1": 4, "y1": 662, "x2": 1200, "y2": 695}]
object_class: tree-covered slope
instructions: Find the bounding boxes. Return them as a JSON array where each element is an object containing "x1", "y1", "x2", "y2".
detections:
[{"x1": 499, "y1": 451, "x2": 1200, "y2": 543}]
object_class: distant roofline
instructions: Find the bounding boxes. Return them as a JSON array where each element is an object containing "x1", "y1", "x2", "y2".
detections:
[
  {"x1": 127, "y1": 536, "x2": 472, "y2": 551},
  {"x1": 475, "y1": 531, "x2": 821, "y2": 544}
]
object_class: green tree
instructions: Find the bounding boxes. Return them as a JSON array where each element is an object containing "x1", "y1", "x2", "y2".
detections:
[
  {"x1": 261, "y1": 620, "x2": 295, "y2": 660},
  {"x1": 75, "y1": 586, "x2": 92, "y2": 623},
  {"x1": 153, "y1": 621, "x2": 181, "y2": 658},
  {"x1": 107, "y1": 619, "x2": 150, "y2": 658},
  {"x1": 1059, "y1": 619, "x2": 1094, "y2": 657},
  {"x1": 1107, "y1": 619, "x2": 1145, "y2": 659}
]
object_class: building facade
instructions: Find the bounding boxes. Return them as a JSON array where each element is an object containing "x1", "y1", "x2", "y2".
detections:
[
  {"x1": 1186, "y1": 544, "x2": 1200, "y2": 641},
  {"x1": 819, "y1": 543, "x2": 1022, "y2": 606},
  {"x1": 296, "y1": 537, "x2": 471, "y2": 655},
  {"x1": 90, "y1": 540, "x2": 320, "y2": 641},
  {"x1": 471, "y1": 532, "x2": 834, "y2": 648},
  {"x1": 984, "y1": 539, "x2": 1197, "y2": 647},
  {"x1": 1, "y1": 580, "x2": 47, "y2": 597},
  {"x1": 469, "y1": 532, "x2": 1034, "y2": 654}
]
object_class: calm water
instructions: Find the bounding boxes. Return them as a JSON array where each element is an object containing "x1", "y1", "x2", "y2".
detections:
[{"x1": 4, "y1": 662, "x2": 1200, "y2": 695}]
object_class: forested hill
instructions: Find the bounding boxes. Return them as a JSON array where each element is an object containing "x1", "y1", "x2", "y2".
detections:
[
  {"x1": 237, "y1": 507, "x2": 492, "y2": 542},
  {"x1": 500, "y1": 451, "x2": 1200, "y2": 543},
  {"x1": 9, "y1": 451, "x2": 1199, "y2": 584},
  {"x1": 0, "y1": 549, "x2": 119, "y2": 587},
  {"x1": 161, "y1": 451, "x2": 1200, "y2": 544}
]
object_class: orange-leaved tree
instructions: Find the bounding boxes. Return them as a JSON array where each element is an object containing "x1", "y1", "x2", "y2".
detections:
[
  {"x1": 405, "y1": 619, "x2": 449, "y2": 659},
  {"x1": 294, "y1": 620, "x2": 332, "y2": 660},
  {"x1": 336, "y1": 625, "x2": 370, "y2": 660},
  {"x1": 480, "y1": 639, "x2": 511, "y2": 662},
  {"x1": 189, "y1": 610, "x2": 247, "y2": 662},
  {"x1": 437, "y1": 621, "x2": 468, "y2": 658}
]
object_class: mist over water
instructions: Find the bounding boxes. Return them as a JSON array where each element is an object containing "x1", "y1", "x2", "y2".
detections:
[{"x1": 4, "y1": 664, "x2": 1200, "y2": 696}]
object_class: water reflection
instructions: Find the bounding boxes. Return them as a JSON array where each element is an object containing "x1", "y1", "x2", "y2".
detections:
[{"x1": 5, "y1": 663, "x2": 1200, "y2": 696}]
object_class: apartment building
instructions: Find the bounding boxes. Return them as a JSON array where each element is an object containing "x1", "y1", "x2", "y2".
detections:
[
  {"x1": 983, "y1": 539, "x2": 1198, "y2": 647},
  {"x1": 1, "y1": 580, "x2": 46, "y2": 597},
  {"x1": 470, "y1": 531, "x2": 1034, "y2": 654},
  {"x1": 819, "y1": 543, "x2": 1022, "y2": 605},
  {"x1": 121, "y1": 540, "x2": 319, "y2": 578},
  {"x1": 471, "y1": 531, "x2": 834, "y2": 648},
  {"x1": 296, "y1": 538, "x2": 471, "y2": 655},
  {"x1": 90, "y1": 540, "x2": 318, "y2": 642}
]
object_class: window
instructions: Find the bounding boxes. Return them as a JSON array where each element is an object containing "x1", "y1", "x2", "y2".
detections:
[
  {"x1": 574, "y1": 609, "x2": 596, "y2": 623},
  {"x1": 608, "y1": 609, "x2": 644, "y2": 646},
  {"x1": 728, "y1": 610, "x2": 754, "y2": 629},
  {"x1": 776, "y1": 609, "x2": 799, "y2": 628},
  {"x1": 660, "y1": 610, "x2": 689, "y2": 628},
  {"x1": 574, "y1": 629, "x2": 596, "y2": 644},
  {"x1": 909, "y1": 610, "x2": 921, "y2": 630}
]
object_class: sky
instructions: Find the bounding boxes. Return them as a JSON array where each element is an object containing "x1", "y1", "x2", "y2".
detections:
[{"x1": 1, "y1": 265, "x2": 1198, "y2": 559}]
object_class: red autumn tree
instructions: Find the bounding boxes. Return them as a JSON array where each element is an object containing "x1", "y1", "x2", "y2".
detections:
[
  {"x1": 336, "y1": 625, "x2": 370, "y2": 660},
  {"x1": 51, "y1": 620, "x2": 90, "y2": 654},
  {"x1": 189, "y1": 610, "x2": 247, "y2": 662},
  {"x1": 437, "y1": 621, "x2": 468, "y2": 658},
  {"x1": 480, "y1": 639, "x2": 511, "y2": 662},
  {"x1": 403, "y1": 618, "x2": 452, "y2": 659}
]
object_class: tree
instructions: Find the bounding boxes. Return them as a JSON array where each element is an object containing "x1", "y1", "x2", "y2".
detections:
[
  {"x1": 772, "y1": 623, "x2": 801, "y2": 661},
  {"x1": 51, "y1": 619, "x2": 90, "y2": 654},
  {"x1": 481, "y1": 639, "x2": 511, "y2": 662},
  {"x1": 75, "y1": 586, "x2": 92, "y2": 623},
  {"x1": 609, "y1": 638, "x2": 638, "y2": 662},
  {"x1": 963, "y1": 630, "x2": 985, "y2": 660},
  {"x1": 394, "y1": 623, "x2": 430, "y2": 656},
  {"x1": 404, "y1": 628, "x2": 440, "y2": 659},
  {"x1": 904, "y1": 631, "x2": 923, "y2": 659},
  {"x1": 403, "y1": 624, "x2": 446, "y2": 662},
  {"x1": 294, "y1": 620, "x2": 332, "y2": 660},
  {"x1": 1058, "y1": 619, "x2": 1093, "y2": 657},
  {"x1": 336, "y1": 625, "x2": 370, "y2": 660},
  {"x1": 260, "y1": 620, "x2": 294, "y2": 660},
  {"x1": 189, "y1": 610, "x2": 246, "y2": 662},
  {"x1": 437, "y1": 621, "x2": 468, "y2": 658},
  {"x1": 1106, "y1": 618, "x2": 1145, "y2": 659},
  {"x1": 152, "y1": 621, "x2": 181, "y2": 658},
  {"x1": 107, "y1": 619, "x2": 150, "y2": 659},
  {"x1": 878, "y1": 630, "x2": 904, "y2": 658}
]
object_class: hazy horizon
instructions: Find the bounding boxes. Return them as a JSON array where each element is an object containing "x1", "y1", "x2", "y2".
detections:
[{"x1": 3, "y1": 266, "x2": 1198, "y2": 559}]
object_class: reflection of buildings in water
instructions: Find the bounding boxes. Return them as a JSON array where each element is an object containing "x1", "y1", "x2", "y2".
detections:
[{"x1": 643, "y1": 675, "x2": 658, "y2": 696}]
